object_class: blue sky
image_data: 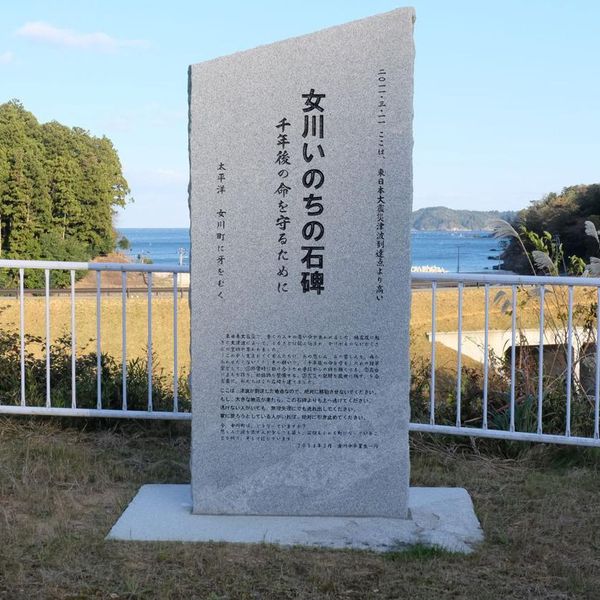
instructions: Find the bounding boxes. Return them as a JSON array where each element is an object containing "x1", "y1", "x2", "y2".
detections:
[{"x1": 1, "y1": 0, "x2": 599, "y2": 227}]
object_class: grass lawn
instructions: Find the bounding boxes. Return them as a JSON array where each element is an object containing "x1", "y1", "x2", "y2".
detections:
[{"x1": 2, "y1": 418, "x2": 600, "y2": 599}]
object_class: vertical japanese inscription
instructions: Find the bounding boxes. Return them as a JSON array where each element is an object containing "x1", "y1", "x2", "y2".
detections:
[
  {"x1": 216, "y1": 162, "x2": 227, "y2": 300},
  {"x1": 275, "y1": 118, "x2": 291, "y2": 293},
  {"x1": 300, "y1": 89, "x2": 326, "y2": 295},
  {"x1": 375, "y1": 69, "x2": 387, "y2": 301}
]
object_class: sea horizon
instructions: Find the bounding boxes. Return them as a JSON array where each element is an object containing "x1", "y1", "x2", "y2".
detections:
[{"x1": 117, "y1": 228, "x2": 504, "y2": 273}]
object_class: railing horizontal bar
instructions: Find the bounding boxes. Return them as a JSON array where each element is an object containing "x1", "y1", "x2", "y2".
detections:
[
  {"x1": 412, "y1": 272, "x2": 600, "y2": 287},
  {"x1": 0, "y1": 287, "x2": 189, "y2": 296},
  {"x1": 2, "y1": 260, "x2": 600, "y2": 287},
  {"x1": 90, "y1": 263, "x2": 189, "y2": 274},
  {"x1": 3, "y1": 408, "x2": 600, "y2": 439},
  {"x1": 0, "y1": 405, "x2": 191, "y2": 420},
  {"x1": 409, "y1": 423, "x2": 600, "y2": 447},
  {"x1": 0, "y1": 259, "x2": 188, "y2": 273},
  {"x1": 0, "y1": 283, "x2": 474, "y2": 295}
]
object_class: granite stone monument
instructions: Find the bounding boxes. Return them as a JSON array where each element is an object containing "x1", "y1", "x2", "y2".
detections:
[{"x1": 189, "y1": 8, "x2": 414, "y2": 518}]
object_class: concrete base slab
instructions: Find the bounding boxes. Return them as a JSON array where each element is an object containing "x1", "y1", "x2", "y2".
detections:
[{"x1": 107, "y1": 485, "x2": 483, "y2": 553}]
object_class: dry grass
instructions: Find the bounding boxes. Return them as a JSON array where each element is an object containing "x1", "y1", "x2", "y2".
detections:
[
  {"x1": 410, "y1": 284, "x2": 598, "y2": 376},
  {"x1": 1, "y1": 285, "x2": 595, "y2": 382},
  {"x1": 1, "y1": 418, "x2": 600, "y2": 599},
  {"x1": 0, "y1": 295, "x2": 190, "y2": 378}
]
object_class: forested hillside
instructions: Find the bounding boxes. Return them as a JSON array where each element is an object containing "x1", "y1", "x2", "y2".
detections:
[
  {"x1": 500, "y1": 184, "x2": 600, "y2": 273},
  {"x1": 0, "y1": 100, "x2": 130, "y2": 284},
  {"x1": 412, "y1": 206, "x2": 516, "y2": 231}
]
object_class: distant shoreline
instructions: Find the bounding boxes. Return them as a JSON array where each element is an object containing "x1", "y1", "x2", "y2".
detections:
[
  {"x1": 117, "y1": 228, "x2": 503, "y2": 273},
  {"x1": 411, "y1": 228, "x2": 495, "y2": 233},
  {"x1": 118, "y1": 227, "x2": 496, "y2": 234},
  {"x1": 116, "y1": 227, "x2": 494, "y2": 235}
]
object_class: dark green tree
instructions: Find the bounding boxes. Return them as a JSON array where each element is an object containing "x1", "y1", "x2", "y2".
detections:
[
  {"x1": 500, "y1": 185, "x2": 600, "y2": 274},
  {"x1": 0, "y1": 100, "x2": 131, "y2": 286}
]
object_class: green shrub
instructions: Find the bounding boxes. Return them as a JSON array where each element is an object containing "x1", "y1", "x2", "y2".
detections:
[{"x1": 0, "y1": 330, "x2": 190, "y2": 413}]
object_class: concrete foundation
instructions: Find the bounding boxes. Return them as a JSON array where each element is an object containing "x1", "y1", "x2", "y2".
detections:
[{"x1": 107, "y1": 485, "x2": 483, "y2": 553}]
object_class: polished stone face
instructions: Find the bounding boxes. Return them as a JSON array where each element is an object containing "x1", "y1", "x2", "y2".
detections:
[{"x1": 189, "y1": 8, "x2": 415, "y2": 517}]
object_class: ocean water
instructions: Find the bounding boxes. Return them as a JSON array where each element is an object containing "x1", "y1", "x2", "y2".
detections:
[
  {"x1": 117, "y1": 228, "x2": 503, "y2": 273},
  {"x1": 411, "y1": 230, "x2": 503, "y2": 272}
]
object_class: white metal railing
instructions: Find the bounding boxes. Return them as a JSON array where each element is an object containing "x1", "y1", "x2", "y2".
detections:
[
  {"x1": 0, "y1": 259, "x2": 189, "y2": 420},
  {"x1": 1, "y1": 260, "x2": 599, "y2": 447},
  {"x1": 412, "y1": 272, "x2": 600, "y2": 447}
]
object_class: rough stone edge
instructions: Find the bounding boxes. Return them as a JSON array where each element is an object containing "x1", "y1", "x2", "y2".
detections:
[{"x1": 107, "y1": 485, "x2": 483, "y2": 554}]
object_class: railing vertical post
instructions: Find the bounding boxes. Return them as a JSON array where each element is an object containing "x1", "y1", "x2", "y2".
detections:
[
  {"x1": 537, "y1": 285, "x2": 545, "y2": 434},
  {"x1": 510, "y1": 284, "x2": 517, "y2": 432},
  {"x1": 566, "y1": 285, "x2": 574, "y2": 437},
  {"x1": 19, "y1": 268, "x2": 25, "y2": 407},
  {"x1": 70, "y1": 270, "x2": 76, "y2": 409},
  {"x1": 595, "y1": 285, "x2": 600, "y2": 439},
  {"x1": 483, "y1": 284, "x2": 489, "y2": 429},
  {"x1": 45, "y1": 269, "x2": 51, "y2": 408},
  {"x1": 173, "y1": 272, "x2": 179, "y2": 412},
  {"x1": 96, "y1": 271, "x2": 102, "y2": 409},
  {"x1": 456, "y1": 282, "x2": 463, "y2": 427},
  {"x1": 147, "y1": 272, "x2": 153, "y2": 412},
  {"x1": 122, "y1": 271, "x2": 127, "y2": 411},
  {"x1": 429, "y1": 281, "x2": 437, "y2": 425}
]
